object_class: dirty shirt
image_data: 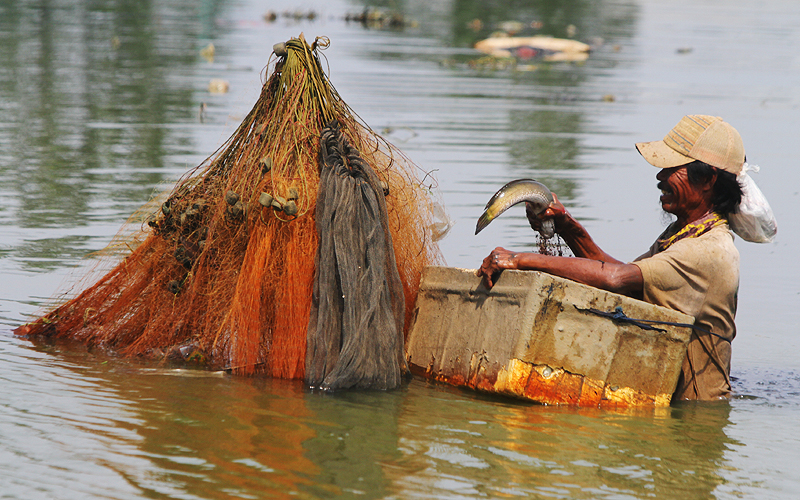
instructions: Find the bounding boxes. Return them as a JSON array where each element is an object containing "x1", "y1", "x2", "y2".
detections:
[{"x1": 633, "y1": 223, "x2": 739, "y2": 401}]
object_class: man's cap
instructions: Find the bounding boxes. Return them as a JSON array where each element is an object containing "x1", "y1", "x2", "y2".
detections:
[{"x1": 635, "y1": 115, "x2": 745, "y2": 175}]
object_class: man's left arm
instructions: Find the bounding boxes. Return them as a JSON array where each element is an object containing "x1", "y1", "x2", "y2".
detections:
[{"x1": 478, "y1": 247, "x2": 644, "y2": 298}]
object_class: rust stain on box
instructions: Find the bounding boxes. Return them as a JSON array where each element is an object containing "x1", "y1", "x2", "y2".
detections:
[{"x1": 406, "y1": 267, "x2": 692, "y2": 407}]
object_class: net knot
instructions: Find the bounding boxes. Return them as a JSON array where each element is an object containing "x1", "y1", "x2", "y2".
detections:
[{"x1": 313, "y1": 36, "x2": 330, "y2": 51}]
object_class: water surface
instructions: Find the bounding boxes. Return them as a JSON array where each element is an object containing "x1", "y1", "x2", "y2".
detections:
[{"x1": 1, "y1": 0, "x2": 799, "y2": 498}]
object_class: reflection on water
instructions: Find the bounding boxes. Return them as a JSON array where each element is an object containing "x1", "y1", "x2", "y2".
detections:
[
  {"x1": 447, "y1": 0, "x2": 639, "y2": 201},
  {"x1": 2, "y1": 0, "x2": 800, "y2": 498},
  {"x1": 0, "y1": 336, "x2": 747, "y2": 499},
  {"x1": 392, "y1": 386, "x2": 736, "y2": 499},
  {"x1": 329, "y1": 0, "x2": 643, "y2": 263},
  {"x1": 0, "y1": 0, "x2": 229, "y2": 274}
]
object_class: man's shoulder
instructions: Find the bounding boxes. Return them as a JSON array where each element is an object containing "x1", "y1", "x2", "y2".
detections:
[
  {"x1": 677, "y1": 224, "x2": 737, "y2": 253},
  {"x1": 654, "y1": 225, "x2": 739, "y2": 272},
  {"x1": 635, "y1": 224, "x2": 739, "y2": 298},
  {"x1": 637, "y1": 225, "x2": 737, "y2": 265}
]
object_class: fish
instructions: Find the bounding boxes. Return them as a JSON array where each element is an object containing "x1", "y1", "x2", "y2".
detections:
[{"x1": 475, "y1": 179, "x2": 555, "y2": 237}]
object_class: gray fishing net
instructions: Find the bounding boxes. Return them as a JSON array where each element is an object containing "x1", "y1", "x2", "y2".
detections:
[{"x1": 305, "y1": 121, "x2": 409, "y2": 390}]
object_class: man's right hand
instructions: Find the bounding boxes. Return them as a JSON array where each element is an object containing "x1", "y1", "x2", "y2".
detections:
[
  {"x1": 526, "y1": 193, "x2": 570, "y2": 235},
  {"x1": 526, "y1": 193, "x2": 622, "y2": 264}
]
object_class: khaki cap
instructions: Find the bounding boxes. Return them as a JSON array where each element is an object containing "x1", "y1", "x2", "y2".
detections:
[{"x1": 636, "y1": 115, "x2": 745, "y2": 175}]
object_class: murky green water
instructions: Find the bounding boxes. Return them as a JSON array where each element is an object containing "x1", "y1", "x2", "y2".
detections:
[{"x1": 2, "y1": 0, "x2": 799, "y2": 498}]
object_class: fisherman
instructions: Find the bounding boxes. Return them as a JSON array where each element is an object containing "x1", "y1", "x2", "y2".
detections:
[{"x1": 477, "y1": 115, "x2": 759, "y2": 401}]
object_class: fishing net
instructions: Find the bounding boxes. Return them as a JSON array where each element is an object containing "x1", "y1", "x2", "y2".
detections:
[
  {"x1": 16, "y1": 35, "x2": 443, "y2": 383},
  {"x1": 305, "y1": 121, "x2": 408, "y2": 390}
]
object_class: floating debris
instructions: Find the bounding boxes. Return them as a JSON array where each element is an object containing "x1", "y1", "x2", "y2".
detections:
[
  {"x1": 474, "y1": 36, "x2": 591, "y2": 62},
  {"x1": 566, "y1": 24, "x2": 578, "y2": 37},
  {"x1": 281, "y1": 9, "x2": 318, "y2": 21},
  {"x1": 497, "y1": 20, "x2": 524, "y2": 35},
  {"x1": 198, "y1": 102, "x2": 207, "y2": 122},
  {"x1": 345, "y1": 8, "x2": 417, "y2": 29},
  {"x1": 208, "y1": 79, "x2": 229, "y2": 94},
  {"x1": 468, "y1": 55, "x2": 517, "y2": 71},
  {"x1": 200, "y1": 43, "x2": 215, "y2": 63}
]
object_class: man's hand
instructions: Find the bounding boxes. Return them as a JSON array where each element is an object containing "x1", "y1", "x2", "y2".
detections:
[
  {"x1": 526, "y1": 193, "x2": 570, "y2": 234},
  {"x1": 477, "y1": 247, "x2": 519, "y2": 288}
]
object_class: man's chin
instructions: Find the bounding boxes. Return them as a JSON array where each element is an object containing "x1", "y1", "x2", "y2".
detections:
[
  {"x1": 659, "y1": 197, "x2": 677, "y2": 213},
  {"x1": 659, "y1": 209, "x2": 676, "y2": 226}
]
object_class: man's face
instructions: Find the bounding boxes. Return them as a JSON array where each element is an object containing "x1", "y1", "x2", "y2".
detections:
[{"x1": 656, "y1": 166, "x2": 707, "y2": 218}]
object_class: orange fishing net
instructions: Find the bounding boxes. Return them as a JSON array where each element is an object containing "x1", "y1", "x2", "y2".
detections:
[{"x1": 16, "y1": 35, "x2": 443, "y2": 379}]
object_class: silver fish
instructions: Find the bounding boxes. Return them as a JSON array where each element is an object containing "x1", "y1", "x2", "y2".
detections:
[{"x1": 475, "y1": 179, "x2": 555, "y2": 238}]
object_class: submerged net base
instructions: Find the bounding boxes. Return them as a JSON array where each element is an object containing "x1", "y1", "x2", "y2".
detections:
[
  {"x1": 305, "y1": 121, "x2": 408, "y2": 390},
  {"x1": 16, "y1": 35, "x2": 442, "y2": 382}
]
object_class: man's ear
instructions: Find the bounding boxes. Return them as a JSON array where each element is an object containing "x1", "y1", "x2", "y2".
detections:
[{"x1": 703, "y1": 170, "x2": 718, "y2": 193}]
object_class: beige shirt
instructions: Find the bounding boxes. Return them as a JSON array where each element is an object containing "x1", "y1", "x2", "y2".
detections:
[{"x1": 633, "y1": 224, "x2": 739, "y2": 401}]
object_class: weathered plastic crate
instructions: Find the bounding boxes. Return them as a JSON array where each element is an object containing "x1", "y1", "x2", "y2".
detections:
[{"x1": 405, "y1": 266, "x2": 694, "y2": 407}]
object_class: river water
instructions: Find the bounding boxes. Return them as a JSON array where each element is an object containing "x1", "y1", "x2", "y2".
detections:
[{"x1": 1, "y1": 0, "x2": 799, "y2": 498}]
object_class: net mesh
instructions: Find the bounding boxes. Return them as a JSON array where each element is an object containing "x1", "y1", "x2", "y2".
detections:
[{"x1": 17, "y1": 35, "x2": 443, "y2": 380}]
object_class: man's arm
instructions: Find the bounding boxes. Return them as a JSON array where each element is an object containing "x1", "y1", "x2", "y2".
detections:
[
  {"x1": 527, "y1": 194, "x2": 622, "y2": 263},
  {"x1": 477, "y1": 246, "x2": 644, "y2": 298}
]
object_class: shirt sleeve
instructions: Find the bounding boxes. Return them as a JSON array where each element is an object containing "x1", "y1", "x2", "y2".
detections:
[
  {"x1": 633, "y1": 241, "x2": 658, "y2": 262},
  {"x1": 632, "y1": 240, "x2": 707, "y2": 318}
]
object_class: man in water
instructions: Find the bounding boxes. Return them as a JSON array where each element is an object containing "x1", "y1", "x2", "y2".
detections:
[{"x1": 477, "y1": 115, "x2": 745, "y2": 401}]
